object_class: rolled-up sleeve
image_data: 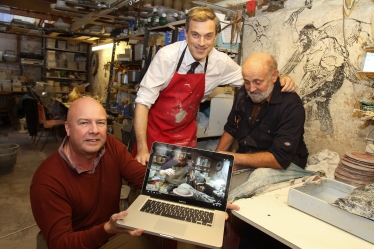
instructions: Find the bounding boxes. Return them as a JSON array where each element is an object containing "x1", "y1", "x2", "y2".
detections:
[
  {"x1": 269, "y1": 96, "x2": 305, "y2": 168},
  {"x1": 135, "y1": 44, "x2": 181, "y2": 108}
]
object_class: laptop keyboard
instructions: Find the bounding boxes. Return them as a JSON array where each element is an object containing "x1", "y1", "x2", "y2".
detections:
[{"x1": 140, "y1": 199, "x2": 214, "y2": 226}]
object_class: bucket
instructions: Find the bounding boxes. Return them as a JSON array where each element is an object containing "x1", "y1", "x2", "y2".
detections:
[{"x1": 0, "y1": 144, "x2": 19, "y2": 175}]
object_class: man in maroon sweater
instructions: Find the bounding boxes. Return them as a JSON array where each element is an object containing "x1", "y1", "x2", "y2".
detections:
[{"x1": 30, "y1": 97, "x2": 152, "y2": 249}]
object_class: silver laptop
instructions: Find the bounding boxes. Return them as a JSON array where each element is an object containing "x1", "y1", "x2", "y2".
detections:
[{"x1": 116, "y1": 141, "x2": 234, "y2": 249}]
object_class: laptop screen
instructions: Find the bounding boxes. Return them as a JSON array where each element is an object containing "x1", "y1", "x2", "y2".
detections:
[{"x1": 141, "y1": 142, "x2": 234, "y2": 212}]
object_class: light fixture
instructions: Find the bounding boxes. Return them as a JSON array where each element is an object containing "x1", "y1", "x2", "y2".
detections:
[{"x1": 91, "y1": 43, "x2": 113, "y2": 51}]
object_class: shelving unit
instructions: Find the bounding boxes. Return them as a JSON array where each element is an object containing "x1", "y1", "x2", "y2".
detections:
[
  {"x1": 195, "y1": 156, "x2": 211, "y2": 173},
  {"x1": 106, "y1": 19, "x2": 188, "y2": 112},
  {"x1": 42, "y1": 38, "x2": 90, "y2": 93}
]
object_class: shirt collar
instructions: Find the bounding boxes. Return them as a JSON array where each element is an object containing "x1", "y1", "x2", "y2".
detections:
[
  {"x1": 58, "y1": 136, "x2": 106, "y2": 174},
  {"x1": 185, "y1": 42, "x2": 209, "y2": 67}
]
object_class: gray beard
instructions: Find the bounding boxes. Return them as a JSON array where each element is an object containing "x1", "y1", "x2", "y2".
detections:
[{"x1": 247, "y1": 83, "x2": 274, "y2": 103}]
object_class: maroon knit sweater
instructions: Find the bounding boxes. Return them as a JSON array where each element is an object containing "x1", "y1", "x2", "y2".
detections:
[{"x1": 30, "y1": 135, "x2": 146, "y2": 249}]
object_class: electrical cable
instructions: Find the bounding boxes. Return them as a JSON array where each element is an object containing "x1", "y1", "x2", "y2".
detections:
[{"x1": 0, "y1": 224, "x2": 37, "y2": 240}]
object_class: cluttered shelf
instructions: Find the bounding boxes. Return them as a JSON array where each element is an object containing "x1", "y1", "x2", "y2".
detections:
[
  {"x1": 43, "y1": 47, "x2": 87, "y2": 54},
  {"x1": 46, "y1": 76, "x2": 83, "y2": 80},
  {"x1": 115, "y1": 60, "x2": 142, "y2": 66},
  {"x1": 45, "y1": 67, "x2": 86, "y2": 72}
]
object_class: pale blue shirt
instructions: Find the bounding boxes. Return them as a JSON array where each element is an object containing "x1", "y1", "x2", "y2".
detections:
[{"x1": 135, "y1": 40, "x2": 243, "y2": 108}]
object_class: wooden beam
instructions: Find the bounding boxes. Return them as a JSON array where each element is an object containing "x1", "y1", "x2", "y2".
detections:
[{"x1": 70, "y1": 0, "x2": 130, "y2": 31}]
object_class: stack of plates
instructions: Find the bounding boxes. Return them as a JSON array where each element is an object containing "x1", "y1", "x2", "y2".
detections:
[{"x1": 335, "y1": 151, "x2": 374, "y2": 187}]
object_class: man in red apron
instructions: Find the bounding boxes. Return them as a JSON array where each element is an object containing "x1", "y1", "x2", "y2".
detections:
[{"x1": 133, "y1": 7, "x2": 296, "y2": 165}]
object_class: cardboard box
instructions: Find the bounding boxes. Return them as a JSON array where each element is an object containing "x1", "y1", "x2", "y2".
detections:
[
  {"x1": 78, "y1": 62, "x2": 86, "y2": 70},
  {"x1": 80, "y1": 43, "x2": 88, "y2": 52},
  {"x1": 67, "y1": 61, "x2": 77, "y2": 69},
  {"x1": 46, "y1": 38, "x2": 56, "y2": 48},
  {"x1": 66, "y1": 52, "x2": 75, "y2": 62},
  {"x1": 67, "y1": 41, "x2": 80, "y2": 51},
  {"x1": 57, "y1": 40, "x2": 67, "y2": 49},
  {"x1": 112, "y1": 120, "x2": 132, "y2": 142},
  {"x1": 288, "y1": 179, "x2": 374, "y2": 244}
]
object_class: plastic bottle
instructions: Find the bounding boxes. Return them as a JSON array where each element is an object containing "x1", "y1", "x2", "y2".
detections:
[
  {"x1": 153, "y1": 6, "x2": 178, "y2": 17},
  {"x1": 159, "y1": 13, "x2": 168, "y2": 26},
  {"x1": 165, "y1": 12, "x2": 177, "y2": 23},
  {"x1": 147, "y1": 17, "x2": 153, "y2": 27},
  {"x1": 176, "y1": 11, "x2": 186, "y2": 20},
  {"x1": 153, "y1": 6, "x2": 170, "y2": 17},
  {"x1": 178, "y1": 28, "x2": 186, "y2": 41},
  {"x1": 152, "y1": 17, "x2": 160, "y2": 27},
  {"x1": 164, "y1": 31, "x2": 170, "y2": 46},
  {"x1": 129, "y1": 20, "x2": 135, "y2": 34}
]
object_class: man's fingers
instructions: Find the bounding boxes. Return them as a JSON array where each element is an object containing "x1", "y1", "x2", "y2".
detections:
[
  {"x1": 227, "y1": 203, "x2": 240, "y2": 211},
  {"x1": 128, "y1": 228, "x2": 144, "y2": 236}
]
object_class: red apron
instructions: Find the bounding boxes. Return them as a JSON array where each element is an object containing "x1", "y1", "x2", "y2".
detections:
[{"x1": 145, "y1": 47, "x2": 208, "y2": 152}]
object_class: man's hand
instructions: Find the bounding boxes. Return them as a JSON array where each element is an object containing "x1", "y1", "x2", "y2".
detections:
[
  {"x1": 135, "y1": 149, "x2": 150, "y2": 166},
  {"x1": 225, "y1": 202, "x2": 240, "y2": 220},
  {"x1": 160, "y1": 168, "x2": 175, "y2": 176},
  {"x1": 279, "y1": 74, "x2": 296, "y2": 92},
  {"x1": 104, "y1": 211, "x2": 144, "y2": 236}
]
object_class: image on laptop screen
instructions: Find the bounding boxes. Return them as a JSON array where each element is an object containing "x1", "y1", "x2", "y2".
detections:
[{"x1": 142, "y1": 142, "x2": 233, "y2": 211}]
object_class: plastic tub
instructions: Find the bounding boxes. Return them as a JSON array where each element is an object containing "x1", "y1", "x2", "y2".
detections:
[
  {"x1": 12, "y1": 82, "x2": 22, "y2": 91},
  {"x1": 0, "y1": 144, "x2": 19, "y2": 175},
  {"x1": 57, "y1": 60, "x2": 66, "y2": 68},
  {"x1": 57, "y1": 40, "x2": 67, "y2": 49},
  {"x1": 46, "y1": 38, "x2": 56, "y2": 48},
  {"x1": 0, "y1": 80, "x2": 11, "y2": 91}
]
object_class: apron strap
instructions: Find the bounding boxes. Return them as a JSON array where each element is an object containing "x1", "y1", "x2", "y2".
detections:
[{"x1": 176, "y1": 46, "x2": 209, "y2": 73}]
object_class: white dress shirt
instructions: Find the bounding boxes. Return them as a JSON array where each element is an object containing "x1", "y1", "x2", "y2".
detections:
[{"x1": 135, "y1": 40, "x2": 243, "y2": 108}]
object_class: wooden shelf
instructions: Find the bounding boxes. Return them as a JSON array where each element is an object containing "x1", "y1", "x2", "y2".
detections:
[
  {"x1": 115, "y1": 60, "x2": 142, "y2": 66},
  {"x1": 357, "y1": 71, "x2": 374, "y2": 81},
  {"x1": 45, "y1": 67, "x2": 86, "y2": 72},
  {"x1": 44, "y1": 47, "x2": 87, "y2": 54},
  {"x1": 65, "y1": 0, "x2": 112, "y2": 10},
  {"x1": 112, "y1": 85, "x2": 137, "y2": 93},
  {"x1": 362, "y1": 45, "x2": 374, "y2": 52},
  {"x1": 46, "y1": 76, "x2": 83, "y2": 80}
]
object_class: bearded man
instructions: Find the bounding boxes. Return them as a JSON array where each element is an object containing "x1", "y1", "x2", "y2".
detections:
[{"x1": 216, "y1": 52, "x2": 316, "y2": 202}]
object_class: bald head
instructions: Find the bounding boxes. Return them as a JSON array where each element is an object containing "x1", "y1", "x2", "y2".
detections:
[
  {"x1": 67, "y1": 97, "x2": 105, "y2": 122},
  {"x1": 242, "y1": 52, "x2": 279, "y2": 103},
  {"x1": 243, "y1": 52, "x2": 278, "y2": 76}
]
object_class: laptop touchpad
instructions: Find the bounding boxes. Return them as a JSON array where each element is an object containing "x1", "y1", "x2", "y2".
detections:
[{"x1": 154, "y1": 219, "x2": 187, "y2": 236}]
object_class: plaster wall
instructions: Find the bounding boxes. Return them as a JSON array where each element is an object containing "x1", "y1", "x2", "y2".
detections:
[
  {"x1": 88, "y1": 42, "x2": 131, "y2": 102},
  {"x1": 241, "y1": 0, "x2": 374, "y2": 156}
]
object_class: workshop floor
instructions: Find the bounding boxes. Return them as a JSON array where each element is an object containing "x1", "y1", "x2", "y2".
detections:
[{"x1": 0, "y1": 124, "x2": 60, "y2": 249}]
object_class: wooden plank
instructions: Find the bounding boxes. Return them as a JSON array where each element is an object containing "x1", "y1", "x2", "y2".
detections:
[{"x1": 70, "y1": 0, "x2": 130, "y2": 31}]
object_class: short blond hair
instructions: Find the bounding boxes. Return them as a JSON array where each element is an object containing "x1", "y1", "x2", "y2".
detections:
[{"x1": 186, "y1": 7, "x2": 221, "y2": 34}]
